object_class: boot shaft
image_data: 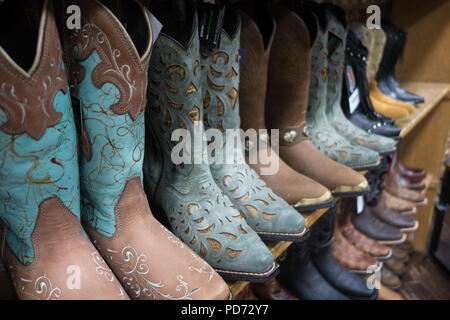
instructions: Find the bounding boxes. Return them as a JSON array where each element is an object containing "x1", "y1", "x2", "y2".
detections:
[
  {"x1": 60, "y1": 0, "x2": 153, "y2": 237},
  {"x1": 0, "y1": 0, "x2": 80, "y2": 264},
  {"x1": 265, "y1": 3, "x2": 316, "y2": 132},
  {"x1": 238, "y1": 9, "x2": 275, "y2": 132},
  {"x1": 201, "y1": 8, "x2": 241, "y2": 135}
]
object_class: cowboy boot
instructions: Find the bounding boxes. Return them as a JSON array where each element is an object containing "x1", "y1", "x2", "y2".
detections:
[
  {"x1": 322, "y1": 4, "x2": 396, "y2": 156},
  {"x1": 381, "y1": 190, "x2": 417, "y2": 215},
  {"x1": 278, "y1": 239, "x2": 349, "y2": 300},
  {"x1": 0, "y1": 0, "x2": 128, "y2": 299},
  {"x1": 264, "y1": 3, "x2": 370, "y2": 198},
  {"x1": 337, "y1": 202, "x2": 392, "y2": 260},
  {"x1": 62, "y1": 0, "x2": 231, "y2": 299},
  {"x1": 310, "y1": 206, "x2": 379, "y2": 299},
  {"x1": 385, "y1": 172, "x2": 428, "y2": 206},
  {"x1": 250, "y1": 278, "x2": 299, "y2": 300},
  {"x1": 352, "y1": 206, "x2": 407, "y2": 245},
  {"x1": 362, "y1": 26, "x2": 386, "y2": 82},
  {"x1": 376, "y1": 21, "x2": 424, "y2": 104},
  {"x1": 200, "y1": 5, "x2": 308, "y2": 242},
  {"x1": 238, "y1": 6, "x2": 333, "y2": 211},
  {"x1": 369, "y1": 198, "x2": 419, "y2": 232},
  {"x1": 304, "y1": 2, "x2": 380, "y2": 171},
  {"x1": 144, "y1": 3, "x2": 277, "y2": 282},
  {"x1": 341, "y1": 30, "x2": 401, "y2": 139}
]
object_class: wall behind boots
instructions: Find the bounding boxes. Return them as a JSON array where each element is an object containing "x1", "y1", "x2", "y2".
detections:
[{"x1": 391, "y1": 0, "x2": 450, "y2": 84}]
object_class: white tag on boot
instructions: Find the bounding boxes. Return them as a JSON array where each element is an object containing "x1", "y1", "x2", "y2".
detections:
[
  {"x1": 146, "y1": 10, "x2": 163, "y2": 45},
  {"x1": 356, "y1": 195, "x2": 364, "y2": 215}
]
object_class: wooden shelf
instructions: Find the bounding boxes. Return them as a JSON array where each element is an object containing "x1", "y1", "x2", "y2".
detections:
[
  {"x1": 229, "y1": 207, "x2": 329, "y2": 297},
  {"x1": 395, "y1": 82, "x2": 449, "y2": 138}
]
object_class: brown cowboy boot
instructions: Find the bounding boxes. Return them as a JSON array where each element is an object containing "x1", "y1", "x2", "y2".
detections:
[
  {"x1": 265, "y1": 4, "x2": 369, "y2": 198},
  {"x1": 238, "y1": 8, "x2": 333, "y2": 211},
  {"x1": 60, "y1": 0, "x2": 230, "y2": 300}
]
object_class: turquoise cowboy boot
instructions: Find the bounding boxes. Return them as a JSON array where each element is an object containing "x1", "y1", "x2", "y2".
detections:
[
  {"x1": 0, "y1": 0, "x2": 127, "y2": 299},
  {"x1": 200, "y1": 8, "x2": 308, "y2": 242},
  {"x1": 144, "y1": 6, "x2": 278, "y2": 282},
  {"x1": 305, "y1": 3, "x2": 380, "y2": 171},
  {"x1": 63, "y1": 0, "x2": 231, "y2": 299},
  {"x1": 323, "y1": 4, "x2": 396, "y2": 156}
]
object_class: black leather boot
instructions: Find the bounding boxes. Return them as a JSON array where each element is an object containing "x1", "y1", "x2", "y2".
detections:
[
  {"x1": 342, "y1": 31, "x2": 401, "y2": 139},
  {"x1": 376, "y1": 21, "x2": 424, "y2": 105},
  {"x1": 310, "y1": 206, "x2": 379, "y2": 300},
  {"x1": 278, "y1": 230, "x2": 349, "y2": 300}
]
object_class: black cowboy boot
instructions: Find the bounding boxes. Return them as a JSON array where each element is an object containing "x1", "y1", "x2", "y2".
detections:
[
  {"x1": 376, "y1": 21, "x2": 424, "y2": 105},
  {"x1": 342, "y1": 30, "x2": 401, "y2": 139},
  {"x1": 309, "y1": 206, "x2": 379, "y2": 300}
]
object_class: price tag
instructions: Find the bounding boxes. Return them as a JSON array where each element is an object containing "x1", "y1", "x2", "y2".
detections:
[
  {"x1": 345, "y1": 65, "x2": 361, "y2": 113},
  {"x1": 356, "y1": 195, "x2": 364, "y2": 215}
]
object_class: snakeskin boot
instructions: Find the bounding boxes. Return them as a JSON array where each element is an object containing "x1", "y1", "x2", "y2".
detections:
[
  {"x1": 323, "y1": 4, "x2": 396, "y2": 156},
  {"x1": 144, "y1": 4, "x2": 277, "y2": 282},
  {"x1": 0, "y1": 0, "x2": 127, "y2": 299},
  {"x1": 62, "y1": 0, "x2": 231, "y2": 299},
  {"x1": 305, "y1": 2, "x2": 380, "y2": 171},
  {"x1": 200, "y1": 6, "x2": 308, "y2": 242}
]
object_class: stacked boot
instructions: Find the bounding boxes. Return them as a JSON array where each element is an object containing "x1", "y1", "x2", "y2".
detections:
[{"x1": 279, "y1": 206, "x2": 378, "y2": 300}]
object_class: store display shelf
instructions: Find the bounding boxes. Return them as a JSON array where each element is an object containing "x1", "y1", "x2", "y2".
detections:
[
  {"x1": 228, "y1": 207, "x2": 329, "y2": 297},
  {"x1": 395, "y1": 82, "x2": 449, "y2": 138}
]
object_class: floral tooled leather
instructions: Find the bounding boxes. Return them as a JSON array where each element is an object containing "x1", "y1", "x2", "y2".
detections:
[
  {"x1": 144, "y1": 18, "x2": 274, "y2": 275},
  {"x1": 324, "y1": 9, "x2": 395, "y2": 155},
  {"x1": 306, "y1": 11, "x2": 379, "y2": 169},
  {"x1": 67, "y1": 0, "x2": 151, "y2": 237},
  {"x1": 67, "y1": 0, "x2": 150, "y2": 121},
  {"x1": 200, "y1": 23, "x2": 306, "y2": 239},
  {"x1": 0, "y1": 7, "x2": 79, "y2": 264}
]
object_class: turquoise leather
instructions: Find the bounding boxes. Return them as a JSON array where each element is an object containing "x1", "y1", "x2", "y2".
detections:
[
  {"x1": 324, "y1": 10, "x2": 396, "y2": 155},
  {"x1": 144, "y1": 19, "x2": 274, "y2": 274},
  {"x1": 0, "y1": 84, "x2": 80, "y2": 264},
  {"x1": 76, "y1": 50, "x2": 145, "y2": 237},
  {"x1": 306, "y1": 17, "x2": 380, "y2": 169},
  {"x1": 200, "y1": 25, "x2": 306, "y2": 237}
]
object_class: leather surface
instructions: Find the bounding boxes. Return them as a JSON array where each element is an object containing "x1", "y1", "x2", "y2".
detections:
[
  {"x1": 144, "y1": 13, "x2": 274, "y2": 275},
  {"x1": 238, "y1": 9, "x2": 331, "y2": 207},
  {"x1": 279, "y1": 242, "x2": 349, "y2": 300},
  {"x1": 381, "y1": 190, "x2": 416, "y2": 214},
  {"x1": 251, "y1": 278, "x2": 299, "y2": 300},
  {"x1": 338, "y1": 210, "x2": 391, "y2": 258},
  {"x1": 1, "y1": 198, "x2": 128, "y2": 300},
  {"x1": 380, "y1": 267, "x2": 401, "y2": 289},
  {"x1": 331, "y1": 226, "x2": 381, "y2": 272},
  {"x1": 310, "y1": 208, "x2": 378, "y2": 298},
  {"x1": 323, "y1": 6, "x2": 396, "y2": 155},
  {"x1": 369, "y1": 200, "x2": 417, "y2": 229},
  {"x1": 265, "y1": 5, "x2": 368, "y2": 193},
  {"x1": 385, "y1": 173, "x2": 427, "y2": 203},
  {"x1": 305, "y1": 4, "x2": 380, "y2": 169},
  {"x1": 0, "y1": 1, "x2": 80, "y2": 264},
  {"x1": 200, "y1": 16, "x2": 306, "y2": 237},
  {"x1": 65, "y1": 0, "x2": 231, "y2": 299},
  {"x1": 352, "y1": 207, "x2": 404, "y2": 242},
  {"x1": 342, "y1": 31, "x2": 401, "y2": 138}
]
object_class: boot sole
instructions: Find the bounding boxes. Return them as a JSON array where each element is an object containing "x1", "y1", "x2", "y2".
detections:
[
  {"x1": 414, "y1": 198, "x2": 428, "y2": 207},
  {"x1": 374, "y1": 249, "x2": 393, "y2": 261},
  {"x1": 332, "y1": 187, "x2": 370, "y2": 198},
  {"x1": 347, "y1": 289, "x2": 379, "y2": 300},
  {"x1": 257, "y1": 226, "x2": 311, "y2": 243},
  {"x1": 378, "y1": 147, "x2": 398, "y2": 156},
  {"x1": 215, "y1": 261, "x2": 280, "y2": 283},
  {"x1": 379, "y1": 233, "x2": 407, "y2": 245},
  {"x1": 349, "y1": 262, "x2": 383, "y2": 275},
  {"x1": 293, "y1": 198, "x2": 336, "y2": 212},
  {"x1": 350, "y1": 159, "x2": 382, "y2": 172},
  {"x1": 400, "y1": 220, "x2": 419, "y2": 232}
]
